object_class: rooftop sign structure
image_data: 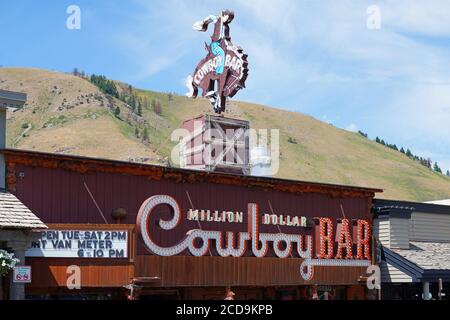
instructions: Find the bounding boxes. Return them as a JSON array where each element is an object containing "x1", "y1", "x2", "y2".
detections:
[{"x1": 186, "y1": 10, "x2": 248, "y2": 114}]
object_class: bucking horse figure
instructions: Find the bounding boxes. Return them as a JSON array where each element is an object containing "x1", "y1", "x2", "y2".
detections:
[{"x1": 186, "y1": 10, "x2": 249, "y2": 114}]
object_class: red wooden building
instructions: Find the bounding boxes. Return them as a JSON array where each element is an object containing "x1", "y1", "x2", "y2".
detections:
[{"x1": 2, "y1": 148, "x2": 382, "y2": 300}]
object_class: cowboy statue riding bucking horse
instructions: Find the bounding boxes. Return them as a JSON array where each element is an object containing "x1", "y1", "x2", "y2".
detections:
[{"x1": 186, "y1": 10, "x2": 248, "y2": 114}]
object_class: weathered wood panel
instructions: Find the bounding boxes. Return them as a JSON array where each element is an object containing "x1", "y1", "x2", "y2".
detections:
[
  {"x1": 135, "y1": 255, "x2": 367, "y2": 287},
  {"x1": 26, "y1": 258, "x2": 134, "y2": 289}
]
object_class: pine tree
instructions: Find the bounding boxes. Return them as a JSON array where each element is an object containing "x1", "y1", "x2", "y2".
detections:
[
  {"x1": 137, "y1": 103, "x2": 142, "y2": 116},
  {"x1": 142, "y1": 127, "x2": 149, "y2": 142},
  {"x1": 400, "y1": 147, "x2": 405, "y2": 154},
  {"x1": 446, "y1": 170, "x2": 450, "y2": 177},
  {"x1": 434, "y1": 162, "x2": 442, "y2": 173},
  {"x1": 358, "y1": 131, "x2": 368, "y2": 138},
  {"x1": 129, "y1": 95, "x2": 135, "y2": 109},
  {"x1": 406, "y1": 149, "x2": 412, "y2": 157},
  {"x1": 90, "y1": 74, "x2": 119, "y2": 98},
  {"x1": 375, "y1": 137, "x2": 380, "y2": 143},
  {"x1": 154, "y1": 100, "x2": 162, "y2": 115},
  {"x1": 114, "y1": 106, "x2": 120, "y2": 117}
]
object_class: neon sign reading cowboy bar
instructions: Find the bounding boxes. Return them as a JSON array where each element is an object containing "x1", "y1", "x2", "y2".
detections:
[{"x1": 137, "y1": 195, "x2": 372, "y2": 281}]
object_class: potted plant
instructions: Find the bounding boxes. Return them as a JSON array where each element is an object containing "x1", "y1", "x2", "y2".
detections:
[{"x1": 0, "y1": 249, "x2": 19, "y2": 276}]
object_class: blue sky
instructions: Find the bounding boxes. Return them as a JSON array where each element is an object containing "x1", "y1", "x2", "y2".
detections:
[{"x1": 1, "y1": 0, "x2": 450, "y2": 172}]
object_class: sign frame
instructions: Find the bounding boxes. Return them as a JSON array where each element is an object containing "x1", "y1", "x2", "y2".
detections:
[
  {"x1": 26, "y1": 224, "x2": 136, "y2": 262},
  {"x1": 13, "y1": 266, "x2": 32, "y2": 283}
]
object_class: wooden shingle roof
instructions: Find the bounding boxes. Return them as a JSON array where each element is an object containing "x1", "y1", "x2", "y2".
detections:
[
  {"x1": 0, "y1": 191, "x2": 47, "y2": 229},
  {"x1": 393, "y1": 241, "x2": 450, "y2": 270}
]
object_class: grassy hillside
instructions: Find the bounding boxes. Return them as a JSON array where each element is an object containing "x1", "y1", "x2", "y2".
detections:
[{"x1": 1, "y1": 67, "x2": 449, "y2": 201}]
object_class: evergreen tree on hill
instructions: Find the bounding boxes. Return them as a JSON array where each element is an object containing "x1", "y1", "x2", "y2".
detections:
[
  {"x1": 114, "y1": 106, "x2": 120, "y2": 118},
  {"x1": 406, "y1": 149, "x2": 412, "y2": 157},
  {"x1": 90, "y1": 74, "x2": 119, "y2": 98},
  {"x1": 434, "y1": 162, "x2": 442, "y2": 173},
  {"x1": 142, "y1": 127, "x2": 149, "y2": 142}
]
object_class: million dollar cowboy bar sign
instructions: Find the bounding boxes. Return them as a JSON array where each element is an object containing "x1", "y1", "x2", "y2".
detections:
[{"x1": 137, "y1": 195, "x2": 372, "y2": 281}]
